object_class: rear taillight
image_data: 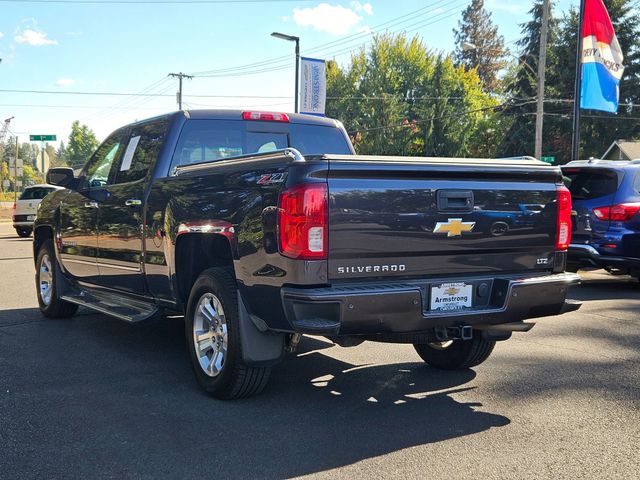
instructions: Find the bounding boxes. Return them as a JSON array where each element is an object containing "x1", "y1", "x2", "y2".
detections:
[
  {"x1": 12, "y1": 202, "x2": 16, "y2": 210},
  {"x1": 278, "y1": 183, "x2": 328, "y2": 260},
  {"x1": 556, "y1": 185, "x2": 572, "y2": 250},
  {"x1": 592, "y1": 203, "x2": 640, "y2": 221},
  {"x1": 242, "y1": 111, "x2": 289, "y2": 122}
]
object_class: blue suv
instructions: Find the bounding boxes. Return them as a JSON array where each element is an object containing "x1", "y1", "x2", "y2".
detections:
[{"x1": 561, "y1": 160, "x2": 640, "y2": 279}]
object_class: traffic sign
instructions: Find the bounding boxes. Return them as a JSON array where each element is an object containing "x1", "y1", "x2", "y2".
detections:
[
  {"x1": 540, "y1": 156, "x2": 555, "y2": 164},
  {"x1": 30, "y1": 134, "x2": 57, "y2": 141}
]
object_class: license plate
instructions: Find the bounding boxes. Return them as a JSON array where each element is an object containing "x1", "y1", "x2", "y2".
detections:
[
  {"x1": 430, "y1": 282, "x2": 473, "y2": 311},
  {"x1": 27, "y1": 215, "x2": 35, "y2": 221}
]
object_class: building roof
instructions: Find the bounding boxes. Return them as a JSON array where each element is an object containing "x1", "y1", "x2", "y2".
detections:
[{"x1": 602, "y1": 140, "x2": 640, "y2": 160}]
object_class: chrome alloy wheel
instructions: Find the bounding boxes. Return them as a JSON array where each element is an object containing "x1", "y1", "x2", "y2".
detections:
[
  {"x1": 193, "y1": 293, "x2": 228, "y2": 377},
  {"x1": 39, "y1": 253, "x2": 53, "y2": 306}
]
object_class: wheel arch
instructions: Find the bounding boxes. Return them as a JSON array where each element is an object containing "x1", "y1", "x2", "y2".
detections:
[
  {"x1": 174, "y1": 233, "x2": 236, "y2": 307},
  {"x1": 33, "y1": 225, "x2": 54, "y2": 266}
]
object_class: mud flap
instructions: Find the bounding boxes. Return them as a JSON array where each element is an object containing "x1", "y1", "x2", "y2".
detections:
[{"x1": 238, "y1": 292, "x2": 285, "y2": 366}]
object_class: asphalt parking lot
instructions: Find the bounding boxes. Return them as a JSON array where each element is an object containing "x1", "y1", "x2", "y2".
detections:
[{"x1": 0, "y1": 221, "x2": 638, "y2": 479}]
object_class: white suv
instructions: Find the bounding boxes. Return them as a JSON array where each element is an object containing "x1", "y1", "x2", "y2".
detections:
[{"x1": 13, "y1": 185, "x2": 62, "y2": 237}]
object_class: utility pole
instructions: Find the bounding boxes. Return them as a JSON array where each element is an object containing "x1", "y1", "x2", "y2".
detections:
[
  {"x1": 168, "y1": 72, "x2": 194, "y2": 111},
  {"x1": 14, "y1": 136, "x2": 18, "y2": 204},
  {"x1": 535, "y1": 0, "x2": 551, "y2": 160}
]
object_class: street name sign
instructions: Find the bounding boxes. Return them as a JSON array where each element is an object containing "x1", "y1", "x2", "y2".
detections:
[
  {"x1": 540, "y1": 156, "x2": 555, "y2": 164},
  {"x1": 30, "y1": 134, "x2": 57, "y2": 141}
]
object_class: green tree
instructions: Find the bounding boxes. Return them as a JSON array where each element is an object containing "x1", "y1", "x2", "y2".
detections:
[
  {"x1": 55, "y1": 140, "x2": 68, "y2": 167},
  {"x1": 326, "y1": 33, "x2": 501, "y2": 157},
  {"x1": 453, "y1": 0, "x2": 507, "y2": 93},
  {"x1": 66, "y1": 121, "x2": 99, "y2": 169}
]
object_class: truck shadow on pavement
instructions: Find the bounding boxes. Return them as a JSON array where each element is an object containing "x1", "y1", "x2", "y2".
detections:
[
  {"x1": 0, "y1": 308, "x2": 510, "y2": 479},
  {"x1": 568, "y1": 274, "x2": 640, "y2": 302}
]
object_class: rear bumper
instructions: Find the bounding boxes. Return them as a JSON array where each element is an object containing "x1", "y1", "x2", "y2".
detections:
[
  {"x1": 13, "y1": 222, "x2": 34, "y2": 228},
  {"x1": 568, "y1": 244, "x2": 640, "y2": 271},
  {"x1": 281, "y1": 272, "x2": 581, "y2": 336}
]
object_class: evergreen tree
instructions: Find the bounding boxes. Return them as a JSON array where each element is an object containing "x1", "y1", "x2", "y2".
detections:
[
  {"x1": 66, "y1": 121, "x2": 99, "y2": 169},
  {"x1": 55, "y1": 140, "x2": 68, "y2": 167},
  {"x1": 453, "y1": 0, "x2": 507, "y2": 93}
]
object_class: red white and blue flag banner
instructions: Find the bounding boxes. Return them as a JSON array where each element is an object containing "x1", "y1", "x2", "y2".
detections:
[{"x1": 580, "y1": 0, "x2": 625, "y2": 113}]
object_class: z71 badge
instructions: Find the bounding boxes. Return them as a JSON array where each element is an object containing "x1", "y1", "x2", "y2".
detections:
[{"x1": 257, "y1": 173, "x2": 287, "y2": 185}]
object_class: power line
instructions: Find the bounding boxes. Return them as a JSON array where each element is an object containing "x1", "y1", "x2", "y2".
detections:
[
  {"x1": 191, "y1": 0, "x2": 470, "y2": 78},
  {"x1": 188, "y1": 1, "x2": 454, "y2": 76},
  {"x1": 0, "y1": 103, "x2": 172, "y2": 109},
  {"x1": 0, "y1": 0, "x2": 315, "y2": 4},
  {"x1": 0, "y1": 88, "x2": 295, "y2": 99}
]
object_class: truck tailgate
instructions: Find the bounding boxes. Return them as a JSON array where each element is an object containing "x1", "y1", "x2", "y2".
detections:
[{"x1": 326, "y1": 155, "x2": 562, "y2": 280}]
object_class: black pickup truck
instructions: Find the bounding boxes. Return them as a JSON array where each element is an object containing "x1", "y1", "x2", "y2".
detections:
[{"x1": 35, "y1": 110, "x2": 580, "y2": 399}]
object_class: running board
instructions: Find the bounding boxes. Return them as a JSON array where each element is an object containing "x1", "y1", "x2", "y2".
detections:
[{"x1": 61, "y1": 289, "x2": 158, "y2": 323}]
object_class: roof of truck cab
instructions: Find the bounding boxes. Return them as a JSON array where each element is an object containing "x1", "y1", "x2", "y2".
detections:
[
  {"x1": 183, "y1": 109, "x2": 342, "y2": 127},
  {"x1": 123, "y1": 109, "x2": 342, "y2": 129}
]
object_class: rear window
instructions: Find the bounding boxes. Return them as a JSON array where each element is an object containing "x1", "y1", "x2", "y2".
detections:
[
  {"x1": 19, "y1": 187, "x2": 55, "y2": 200},
  {"x1": 562, "y1": 168, "x2": 619, "y2": 200},
  {"x1": 171, "y1": 119, "x2": 352, "y2": 169}
]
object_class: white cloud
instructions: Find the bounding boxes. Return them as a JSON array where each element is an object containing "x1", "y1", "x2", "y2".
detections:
[
  {"x1": 350, "y1": 1, "x2": 373, "y2": 16},
  {"x1": 293, "y1": 3, "x2": 372, "y2": 35},
  {"x1": 56, "y1": 78, "x2": 76, "y2": 87},
  {"x1": 15, "y1": 29, "x2": 58, "y2": 46}
]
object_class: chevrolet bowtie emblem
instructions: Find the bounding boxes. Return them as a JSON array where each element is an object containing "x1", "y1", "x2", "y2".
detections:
[
  {"x1": 433, "y1": 218, "x2": 476, "y2": 237},
  {"x1": 445, "y1": 287, "x2": 460, "y2": 295}
]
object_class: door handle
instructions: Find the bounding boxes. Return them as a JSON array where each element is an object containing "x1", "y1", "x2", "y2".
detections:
[
  {"x1": 84, "y1": 201, "x2": 99, "y2": 209},
  {"x1": 125, "y1": 199, "x2": 142, "y2": 207}
]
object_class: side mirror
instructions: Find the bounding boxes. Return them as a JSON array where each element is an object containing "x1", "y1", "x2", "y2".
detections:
[{"x1": 47, "y1": 167, "x2": 75, "y2": 188}]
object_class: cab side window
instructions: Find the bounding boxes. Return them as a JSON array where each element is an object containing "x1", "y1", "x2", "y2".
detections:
[
  {"x1": 114, "y1": 120, "x2": 168, "y2": 185},
  {"x1": 79, "y1": 131, "x2": 125, "y2": 189}
]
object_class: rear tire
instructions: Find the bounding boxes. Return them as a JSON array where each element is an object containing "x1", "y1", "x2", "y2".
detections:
[
  {"x1": 16, "y1": 227, "x2": 32, "y2": 238},
  {"x1": 185, "y1": 267, "x2": 271, "y2": 399},
  {"x1": 35, "y1": 240, "x2": 79, "y2": 318},
  {"x1": 414, "y1": 335, "x2": 496, "y2": 370}
]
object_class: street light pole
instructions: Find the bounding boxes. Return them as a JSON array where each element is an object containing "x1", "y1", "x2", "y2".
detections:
[{"x1": 271, "y1": 32, "x2": 300, "y2": 113}]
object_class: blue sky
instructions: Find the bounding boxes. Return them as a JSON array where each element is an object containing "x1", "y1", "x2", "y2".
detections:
[{"x1": 0, "y1": 0, "x2": 578, "y2": 144}]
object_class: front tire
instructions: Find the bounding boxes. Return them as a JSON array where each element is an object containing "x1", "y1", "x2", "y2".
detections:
[
  {"x1": 414, "y1": 335, "x2": 496, "y2": 370},
  {"x1": 185, "y1": 267, "x2": 271, "y2": 399},
  {"x1": 35, "y1": 240, "x2": 78, "y2": 318},
  {"x1": 16, "y1": 227, "x2": 32, "y2": 238}
]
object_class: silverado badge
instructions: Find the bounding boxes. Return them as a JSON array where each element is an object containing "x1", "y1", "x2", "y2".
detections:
[{"x1": 433, "y1": 218, "x2": 475, "y2": 237}]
